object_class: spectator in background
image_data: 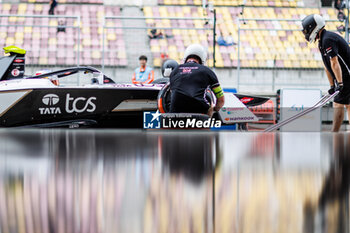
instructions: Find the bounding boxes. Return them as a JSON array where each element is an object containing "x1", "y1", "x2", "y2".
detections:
[
  {"x1": 49, "y1": 0, "x2": 57, "y2": 15},
  {"x1": 334, "y1": 0, "x2": 346, "y2": 21},
  {"x1": 132, "y1": 55, "x2": 154, "y2": 84},
  {"x1": 57, "y1": 20, "x2": 66, "y2": 33},
  {"x1": 217, "y1": 32, "x2": 236, "y2": 46},
  {"x1": 334, "y1": 0, "x2": 346, "y2": 11},
  {"x1": 225, "y1": 33, "x2": 236, "y2": 46},
  {"x1": 148, "y1": 23, "x2": 164, "y2": 39}
]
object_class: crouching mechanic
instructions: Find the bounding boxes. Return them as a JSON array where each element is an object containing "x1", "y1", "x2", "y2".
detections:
[
  {"x1": 169, "y1": 44, "x2": 225, "y2": 116},
  {"x1": 302, "y1": 14, "x2": 350, "y2": 132}
]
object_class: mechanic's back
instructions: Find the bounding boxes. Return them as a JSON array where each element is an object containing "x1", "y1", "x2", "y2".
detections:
[{"x1": 170, "y1": 44, "x2": 225, "y2": 115}]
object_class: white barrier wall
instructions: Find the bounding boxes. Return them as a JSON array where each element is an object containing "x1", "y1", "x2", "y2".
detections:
[{"x1": 280, "y1": 88, "x2": 322, "y2": 132}]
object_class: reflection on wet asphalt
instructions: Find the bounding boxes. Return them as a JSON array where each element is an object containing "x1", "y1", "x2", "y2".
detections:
[{"x1": 0, "y1": 129, "x2": 349, "y2": 233}]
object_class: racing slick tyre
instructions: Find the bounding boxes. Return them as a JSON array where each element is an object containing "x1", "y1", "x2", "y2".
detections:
[{"x1": 157, "y1": 82, "x2": 172, "y2": 113}]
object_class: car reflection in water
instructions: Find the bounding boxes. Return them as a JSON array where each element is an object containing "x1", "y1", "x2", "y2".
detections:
[{"x1": 0, "y1": 130, "x2": 349, "y2": 233}]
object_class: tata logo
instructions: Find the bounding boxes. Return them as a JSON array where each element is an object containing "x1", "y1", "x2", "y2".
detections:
[
  {"x1": 42, "y1": 94, "x2": 59, "y2": 106},
  {"x1": 65, "y1": 94, "x2": 96, "y2": 113},
  {"x1": 39, "y1": 94, "x2": 62, "y2": 115}
]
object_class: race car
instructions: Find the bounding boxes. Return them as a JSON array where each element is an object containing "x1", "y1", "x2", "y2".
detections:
[{"x1": 0, "y1": 46, "x2": 269, "y2": 128}]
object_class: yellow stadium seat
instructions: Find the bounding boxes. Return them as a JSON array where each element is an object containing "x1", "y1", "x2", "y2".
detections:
[
  {"x1": 6, "y1": 37, "x2": 15, "y2": 46},
  {"x1": 0, "y1": 32, "x2": 6, "y2": 40},
  {"x1": 74, "y1": 44, "x2": 83, "y2": 51},
  {"x1": 289, "y1": 54, "x2": 297, "y2": 61},
  {"x1": 39, "y1": 57, "x2": 48, "y2": 65},
  {"x1": 255, "y1": 53, "x2": 264, "y2": 61},
  {"x1": 309, "y1": 60, "x2": 318, "y2": 68},
  {"x1": 143, "y1": 7, "x2": 152, "y2": 13},
  {"x1": 49, "y1": 20, "x2": 58, "y2": 27},
  {"x1": 15, "y1": 32, "x2": 24, "y2": 39},
  {"x1": 2, "y1": 4, "x2": 11, "y2": 11},
  {"x1": 215, "y1": 0, "x2": 223, "y2": 5},
  {"x1": 275, "y1": 1, "x2": 282, "y2": 7},
  {"x1": 159, "y1": 40, "x2": 167, "y2": 47},
  {"x1": 258, "y1": 60, "x2": 267, "y2": 67},
  {"x1": 83, "y1": 39, "x2": 91, "y2": 47},
  {"x1": 317, "y1": 61, "x2": 324, "y2": 67},
  {"x1": 216, "y1": 59, "x2": 224, "y2": 67},
  {"x1": 18, "y1": 4, "x2": 27, "y2": 12},
  {"x1": 284, "y1": 60, "x2": 292, "y2": 68},
  {"x1": 207, "y1": 59, "x2": 214, "y2": 67},
  {"x1": 292, "y1": 61, "x2": 300, "y2": 68},
  {"x1": 49, "y1": 38, "x2": 57, "y2": 45},
  {"x1": 249, "y1": 60, "x2": 258, "y2": 67},
  {"x1": 168, "y1": 45, "x2": 177, "y2": 52},
  {"x1": 32, "y1": 32, "x2": 40, "y2": 39},
  {"x1": 300, "y1": 61, "x2": 310, "y2": 68},
  {"x1": 105, "y1": 22, "x2": 114, "y2": 28},
  {"x1": 153, "y1": 58, "x2": 161, "y2": 67},
  {"x1": 74, "y1": 21, "x2": 82, "y2": 28},
  {"x1": 151, "y1": 46, "x2": 160, "y2": 53},
  {"x1": 9, "y1": 16, "x2": 17, "y2": 23},
  {"x1": 107, "y1": 33, "x2": 116, "y2": 41},
  {"x1": 34, "y1": 4, "x2": 43, "y2": 12},
  {"x1": 92, "y1": 51, "x2": 101, "y2": 59},
  {"x1": 82, "y1": 27, "x2": 91, "y2": 34},
  {"x1": 118, "y1": 51, "x2": 127, "y2": 58}
]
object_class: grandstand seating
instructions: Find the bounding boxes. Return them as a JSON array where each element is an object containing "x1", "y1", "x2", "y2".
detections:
[
  {"x1": 0, "y1": 2, "x2": 342, "y2": 69},
  {"x1": 0, "y1": 3, "x2": 126, "y2": 67},
  {"x1": 158, "y1": 0, "x2": 303, "y2": 7},
  {"x1": 144, "y1": 6, "x2": 339, "y2": 68},
  {"x1": 20, "y1": 0, "x2": 104, "y2": 4}
]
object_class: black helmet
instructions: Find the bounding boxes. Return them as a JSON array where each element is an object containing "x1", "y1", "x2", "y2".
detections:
[
  {"x1": 302, "y1": 14, "x2": 325, "y2": 43},
  {"x1": 162, "y1": 59, "x2": 179, "y2": 77}
]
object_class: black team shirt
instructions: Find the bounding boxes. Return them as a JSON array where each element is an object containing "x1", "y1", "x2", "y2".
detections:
[
  {"x1": 319, "y1": 29, "x2": 350, "y2": 86},
  {"x1": 170, "y1": 61, "x2": 220, "y2": 105}
]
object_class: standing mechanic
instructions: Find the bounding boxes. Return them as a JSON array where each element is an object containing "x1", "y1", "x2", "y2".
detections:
[
  {"x1": 169, "y1": 44, "x2": 225, "y2": 116},
  {"x1": 302, "y1": 14, "x2": 350, "y2": 132}
]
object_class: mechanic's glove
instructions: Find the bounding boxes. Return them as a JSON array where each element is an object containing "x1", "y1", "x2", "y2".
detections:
[
  {"x1": 328, "y1": 85, "x2": 335, "y2": 95},
  {"x1": 335, "y1": 82, "x2": 344, "y2": 94}
]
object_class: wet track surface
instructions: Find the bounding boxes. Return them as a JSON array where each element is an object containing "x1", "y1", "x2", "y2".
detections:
[{"x1": 0, "y1": 129, "x2": 349, "y2": 233}]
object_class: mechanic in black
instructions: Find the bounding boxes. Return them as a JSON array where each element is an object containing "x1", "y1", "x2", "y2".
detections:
[
  {"x1": 302, "y1": 14, "x2": 350, "y2": 132},
  {"x1": 169, "y1": 44, "x2": 225, "y2": 116}
]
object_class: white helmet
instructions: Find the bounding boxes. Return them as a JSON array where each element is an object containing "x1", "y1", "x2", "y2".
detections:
[
  {"x1": 183, "y1": 44, "x2": 207, "y2": 64},
  {"x1": 302, "y1": 14, "x2": 326, "y2": 43}
]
